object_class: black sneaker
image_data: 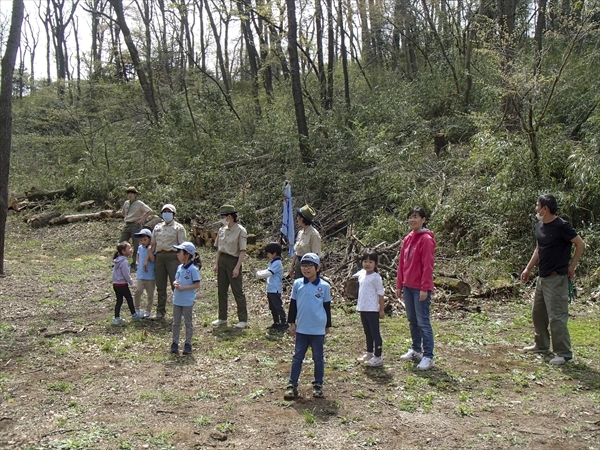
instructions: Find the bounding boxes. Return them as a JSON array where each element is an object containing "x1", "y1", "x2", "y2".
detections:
[
  {"x1": 283, "y1": 384, "x2": 298, "y2": 400},
  {"x1": 267, "y1": 323, "x2": 279, "y2": 331},
  {"x1": 278, "y1": 323, "x2": 289, "y2": 331},
  {"x1": 183, "y1": 343, "x2": 192, "y2": 355},
  {"x1": 312, "y1": 384, "x2": 324, "y2": 398},
  {"x1": 170, "y1": 342, "x2": 179, "y2": 354}
]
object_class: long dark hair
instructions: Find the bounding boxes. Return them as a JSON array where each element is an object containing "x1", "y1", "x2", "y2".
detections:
[{"x1": 113, "y1": 241, "x2": 130, "y2": 259}]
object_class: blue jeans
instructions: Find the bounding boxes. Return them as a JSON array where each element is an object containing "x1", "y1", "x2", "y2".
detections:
[
  {"x1": 403, "y1": 286, "x2": 434, "y2": 359},
  {"x1": 289, "y1": 333, "x2": 325, "y2": 387}
]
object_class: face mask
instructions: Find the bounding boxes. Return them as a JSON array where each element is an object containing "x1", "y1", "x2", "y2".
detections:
[
  {"x1": 220, "y1": 218, "x2": 228, "y2": 226},
  {"x1": 162, "y1": 212, "x2": 174, "y2": 222},
  {"x1": 536, "y1": 208, "x2": 545, "y2": 221}
]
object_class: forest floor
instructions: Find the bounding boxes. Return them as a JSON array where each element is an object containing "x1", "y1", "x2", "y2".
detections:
[{"x1": 0, "y1": 216, "x2": 599, "y2": 450}]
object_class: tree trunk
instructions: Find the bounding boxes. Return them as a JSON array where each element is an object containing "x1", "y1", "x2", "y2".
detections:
[
  {"x1": 286, "y1": 0, "x2": 313, "y2": 165},
  {"x1": 315, "y1": 0, "x2": 327, "y2": 109},
  {"x1": 238, "y1": 0, "x2": 262, "y2": 117},
  {"x1": 325, "y1": 0, "x2": 334, "y2": 110},
  {"x1": 0, "y1": 0, "x2": 25, "y2": 275},
  {"x1": 339, "y1": 0, "x2": 350, "y2": 108},
  {"x1": 108, "y1": 0, "x2": 160, "y2": 123},
  {"x1": 465, "y1": 0, "x2": 484, "y2": 107}
]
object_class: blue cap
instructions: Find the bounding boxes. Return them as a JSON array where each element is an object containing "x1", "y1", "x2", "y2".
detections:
[
  {"x1": 133, "y1": 228, "x2": 152, "y2": 238},
  {"x1": 173, "y1": 241, "x2": 196, "y2": 256},
  {"x1": 300, "y1": 253, "x2": 320, "y2": 265}
]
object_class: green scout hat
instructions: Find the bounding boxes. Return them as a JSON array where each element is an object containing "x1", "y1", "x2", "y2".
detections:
[
  {"x1": 219, "y1": 204, "x2": 237, "y2": 215},
  {"x1": 126, "y1": 186, "x2": 140, "y2": 194},
  {"x1": 297, "y1": 204, "x2": 316, "y2": 221}
]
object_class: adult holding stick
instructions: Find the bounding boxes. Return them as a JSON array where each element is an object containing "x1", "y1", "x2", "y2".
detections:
[
  {"x1": 520, "y1": 194, "x2": 585, "y2": 365},
  {"x1": 289, "y1": 205, "x2": 321, "y2": 279}
]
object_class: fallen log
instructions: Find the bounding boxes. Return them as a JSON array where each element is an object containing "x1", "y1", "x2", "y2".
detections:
[
  {"x1": 24, "y1": 186, "x2": 75, "y2": 202},
  {"x1": 434, "y1": 277, "x2": 471, "y2": 296},
  {"x1": 49, "y1": 210, "x2": 117, "y2": 226},
  {"x1": 27, "y1": 211, "x2": 61, "y2": 228}
]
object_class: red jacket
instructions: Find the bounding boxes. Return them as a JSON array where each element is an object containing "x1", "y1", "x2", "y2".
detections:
[{"x1": 396, "y1": 229, "x2": 436, "y2": 292}]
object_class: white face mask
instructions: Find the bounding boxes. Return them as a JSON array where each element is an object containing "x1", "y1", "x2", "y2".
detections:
[
  {"x1": 536, "y1": 212, "x2": 544, "y2": 221},
  {"x1": 220, "y1": 218, "x2": 228, "y2": 226}
]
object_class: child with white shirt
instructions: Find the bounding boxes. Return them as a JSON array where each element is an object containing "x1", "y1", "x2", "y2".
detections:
[{"x1": 355, "y1": 249, "x2": 385, "y2": 367}]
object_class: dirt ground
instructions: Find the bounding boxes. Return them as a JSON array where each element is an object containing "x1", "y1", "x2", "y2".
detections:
[{"x1": 0, "y1": 217, "x2": 599, "y2": 450}]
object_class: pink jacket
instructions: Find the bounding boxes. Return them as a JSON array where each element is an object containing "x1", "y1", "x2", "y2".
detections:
[{"x1": 396, "y1": 229, "x2": 436, "y2": 292}]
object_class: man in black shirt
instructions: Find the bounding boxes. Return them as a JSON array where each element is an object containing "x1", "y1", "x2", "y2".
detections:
[{"x1": 520, "y1": 194, "x2": 584, "y2": 365}]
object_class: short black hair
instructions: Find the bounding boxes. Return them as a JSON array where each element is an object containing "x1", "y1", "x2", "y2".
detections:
[
  {"x1": 406, "y1": 206, "x2": 428, "y2": 220},
  {"x1": 538, "y1": 194, "x2": 558, "y2": 214},
  {"x1": 265, "y1": 242, "x2": 282, "y2": 256}
]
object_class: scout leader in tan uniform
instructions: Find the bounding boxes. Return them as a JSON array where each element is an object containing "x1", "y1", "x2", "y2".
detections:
[
  {"x1": 120, "y1": 187, "x2": 153, "y2": 270},
  {"x1": 289, "y1": 205, "x2": 322, "y2": 279},
  {"x1": 148, "y1": 203, "x2": 187, "y2": 319},
  {"x1": 212, "y1": 205, "x2": 249, "y2": 329}
]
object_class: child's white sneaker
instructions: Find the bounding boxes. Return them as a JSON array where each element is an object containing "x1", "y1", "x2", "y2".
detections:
[
  {"x1": 365, "y1": 356, "x2": 384, "y2": 367},
  {"x1": 417, "y1": 357, "x2": 434, "y2": 371},
  {"x1": 113, "y1": 317, "x2": 125, "y2": 325},
  {"x1": 234, "y1": 321, "x2": 248, "y2": 329},
  {"x1": 357, "y1": 352, "x2": 374, "y2": 363}
]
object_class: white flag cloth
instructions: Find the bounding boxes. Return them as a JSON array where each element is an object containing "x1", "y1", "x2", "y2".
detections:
[{"x1": 281, "y1": 181, "x2": 295, "y2": 257}]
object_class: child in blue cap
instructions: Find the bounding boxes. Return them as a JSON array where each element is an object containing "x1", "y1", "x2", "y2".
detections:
[
  {"x1": 284, "y1": 253, "x2": 332, "y2": 399},
  {"x1": 170, "y1": 242, "x2": 201, "y2": 355}
]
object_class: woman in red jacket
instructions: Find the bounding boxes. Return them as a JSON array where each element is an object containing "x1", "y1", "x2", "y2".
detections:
[{"x1": 396, "y1": 207, "x2": 436, "y2": 371}]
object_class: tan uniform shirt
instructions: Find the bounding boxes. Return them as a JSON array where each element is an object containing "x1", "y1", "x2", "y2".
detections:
[
  {"x1": 152, "y1": 220, "x2": 187, "y2": 252},
  {"x1": 294, "y1": 225, "x2": 321, "y2": 256},
  {"x1": 122, "y1": 199, "x2": 152, "y2": 223},
  {"x1": 216, "y1": 223, "x2": 247, "y2": 257}
]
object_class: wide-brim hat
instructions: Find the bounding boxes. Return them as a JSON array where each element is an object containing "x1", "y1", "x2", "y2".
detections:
[
  {"x1": 219, "y1": 204, "x2": 237, "y2": 215},
  {"x1": 133, "y1": 228, "x2": 152, "y2": 238},
  {"x1": 297, "y1": 204, "x2": 316, "y2": 222},
  {"x1": 161, "y1": 203, "x2": 176, "y2": 214},
  {"x1": 126, "y1": 186, "x2": 140, "y2": 194},
  {"x1": 173, "y1": 241, "x2": 196, "y2": 256}
]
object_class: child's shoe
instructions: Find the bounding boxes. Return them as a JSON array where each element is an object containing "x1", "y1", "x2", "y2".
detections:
[
  {"x1": 170, "y1": 342, "x2": 179, "y2": 354},
  {"x1": 357, "y1": 352, "x2": 374, "y2": 363},
  {"x1": 113, "y1": 317, "x2": 125, "y2": 325},
  {"x1": 365, "y1": 356, "x2": 384, "y2": 367},
  {"x1": 183, "y1": 343, "x2": 192, "y2": 355},
  {"x1": 283, "y1": 384, "x2": 298, "y2": 400},
  {"x1": 131, "y1": 312, "x2": 142, "y2": 322},
  {"x1": 141, "y1": 311, "x2": 151, "y2": 319},
  {"x1": 312, "y1": 384, "x2": 324, "y2": 398}
]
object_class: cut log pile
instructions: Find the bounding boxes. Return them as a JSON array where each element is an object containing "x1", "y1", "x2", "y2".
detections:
[
  {"x1": 190, "y1": 215, "x2": 220, "y2": 247},
  {"x1": 8, "y1": 186, "x2": 75, "y2": 213}
]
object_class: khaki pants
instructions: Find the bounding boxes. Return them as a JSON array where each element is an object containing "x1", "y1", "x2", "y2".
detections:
[
  {"x1": 120, "y1": 222, "x2": 142, "y2": 265},
  {"x1": 217, "y1": 253, "x2": 247, "y2": 322},
  {"x1": 134, "y1": 279, "x2": 155, "y2": 313},
  {"x1": 154, "y1": 252, "x2": 179, "y2": 317},
  {"x1": 532, "y1": 274, "x2": 572, "y2": 358}
]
